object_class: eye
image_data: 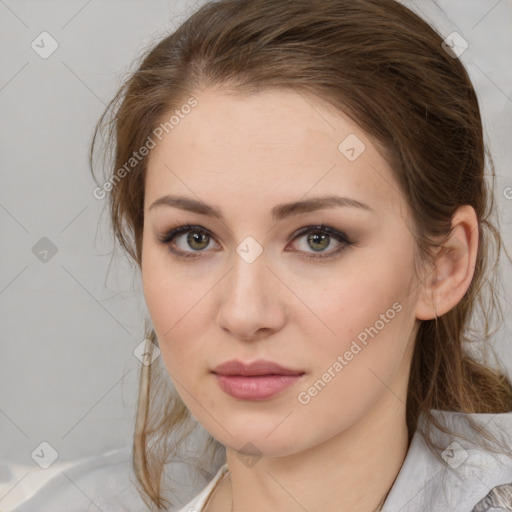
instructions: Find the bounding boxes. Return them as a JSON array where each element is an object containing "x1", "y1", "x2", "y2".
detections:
[
  {"x1": 286, "y1": 225, "x2": 353, "y2": 260},
  {"x1": 156, "y1": 224, "x2": 219, "y2": 259},
  {"x1": 156, "y1": 224, "x2": 353, "y2": 260}
]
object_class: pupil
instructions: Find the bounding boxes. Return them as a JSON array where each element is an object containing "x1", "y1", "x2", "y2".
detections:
[
  {"x1": 308, "y1": 233, "x2": 329, "y2": 252},
  {"x1": 189, "y1": 231, "x2": 208, "y2": 249}
]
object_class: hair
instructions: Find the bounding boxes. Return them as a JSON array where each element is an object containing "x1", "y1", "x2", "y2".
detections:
[{"x1": 89, "y1": 0, "x2": 512, "y2": 509}]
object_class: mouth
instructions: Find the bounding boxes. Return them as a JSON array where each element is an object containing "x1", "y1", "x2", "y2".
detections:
[{"x1": 211, "y1": 359, "x2": 305, "y2": 400}]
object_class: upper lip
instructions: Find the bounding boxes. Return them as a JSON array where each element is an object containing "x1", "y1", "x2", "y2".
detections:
[{"x1": 212, "y1": 359, "x2": 304, "y2": 376}]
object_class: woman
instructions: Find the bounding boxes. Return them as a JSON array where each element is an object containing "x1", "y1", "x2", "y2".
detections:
[{"x1": 90, "y1": 0, "x2": 512, "y2": 510}]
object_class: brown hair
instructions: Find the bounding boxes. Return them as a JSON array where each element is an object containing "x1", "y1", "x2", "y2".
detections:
[{"x1": 90, "y1": 0, "x2": 512, "y2": 509}]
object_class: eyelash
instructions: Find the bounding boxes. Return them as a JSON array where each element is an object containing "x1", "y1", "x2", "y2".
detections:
[{"x1": 156, "y1": 224, "x2": 353, "y2": 261}]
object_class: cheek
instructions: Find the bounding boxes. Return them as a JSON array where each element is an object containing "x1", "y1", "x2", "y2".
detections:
[
  {"x1": 141, "y1": 252, "x2": 226, "y2": 423},
  {"x1": 303, "y1": 248, "x2": 417, "y2": 367},
  {"x1": 141, "y1": 254, "x2": 212, "y2": 373},
  {"x1": 290, "y1": 263, "x2": 416, "y2": 437}
]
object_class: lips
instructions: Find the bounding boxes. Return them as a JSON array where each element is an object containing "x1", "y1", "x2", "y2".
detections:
[
  {"x1": 212, "y1": 359, "x2": 304, "y2": 377},
  {"x1": 211, "y1": 359, "x2": 305, "y2": 400}
]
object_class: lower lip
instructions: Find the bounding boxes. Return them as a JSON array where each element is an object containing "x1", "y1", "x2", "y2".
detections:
[{"x1": 214, "y1": 374, "x2": 304, "y2": 400}]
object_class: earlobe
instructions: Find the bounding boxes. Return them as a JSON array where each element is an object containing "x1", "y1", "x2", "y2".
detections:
[{"x1": 415, "y1": 205, "x2": 479, "y2": 321}]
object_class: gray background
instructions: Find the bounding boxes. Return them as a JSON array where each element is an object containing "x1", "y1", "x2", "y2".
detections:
[{"x1": 1, "y1": 0, "x2": 511, "y2": 509}]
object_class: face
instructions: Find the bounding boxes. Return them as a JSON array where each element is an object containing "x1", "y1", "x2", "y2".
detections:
[{"x1": 141, "y1": 87, "x2": 424, "y2": 457}]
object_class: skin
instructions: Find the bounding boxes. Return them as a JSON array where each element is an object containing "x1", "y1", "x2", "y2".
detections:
[{"x1": 141, "y1": 87, "x2": 478, "y2": 511}]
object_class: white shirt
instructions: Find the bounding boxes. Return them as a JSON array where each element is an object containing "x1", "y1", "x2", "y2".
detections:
[
  {"x1": 12, "y1": 410, "x2": 512, "y2": 511},
  {"x1": 177, "y1": 410, "x2": 512, "y2": 512}
]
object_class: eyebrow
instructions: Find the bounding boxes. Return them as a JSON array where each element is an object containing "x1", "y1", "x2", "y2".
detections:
[{"x1": 148, "y1": 194, "x2": 373, "y2": 221}]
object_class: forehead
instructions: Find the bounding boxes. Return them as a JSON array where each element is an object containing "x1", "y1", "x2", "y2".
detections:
[{"x1": 144, "y1": 87, "x2": 404, "y2": 219}]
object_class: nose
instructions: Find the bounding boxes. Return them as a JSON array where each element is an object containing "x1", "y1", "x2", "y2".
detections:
[{"x1": 215, "y1": 251, "x2": 286, "y2": 342}]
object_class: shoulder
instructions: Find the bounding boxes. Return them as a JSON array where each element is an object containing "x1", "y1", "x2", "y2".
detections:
[
  {"x1": 11, "y1": 446, "x2": 216, "y2": 512},
  {"x1": 12, "y1": 446, "x2": 148, "y2": 512},
  {"x1": 382, "y1": 410, "x2": 512, "y2": 512}
]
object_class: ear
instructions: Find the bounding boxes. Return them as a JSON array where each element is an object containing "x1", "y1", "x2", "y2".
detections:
[{"x1": 415, "y1": 205, "x2": 479, "y2": 320}]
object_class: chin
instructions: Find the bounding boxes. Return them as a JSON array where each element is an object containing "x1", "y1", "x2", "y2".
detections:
[{"x1": 208, "y1": 418, "x2": 306, "y2": 458}]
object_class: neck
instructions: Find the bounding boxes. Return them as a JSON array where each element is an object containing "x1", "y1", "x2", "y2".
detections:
[{"x1": 222, "y1": 393, "x2": 409, "y2": 512}]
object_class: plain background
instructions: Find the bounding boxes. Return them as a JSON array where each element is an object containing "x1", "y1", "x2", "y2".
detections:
[{"x1": 0, "y1": 0, "x2": 511, "y2": 509}]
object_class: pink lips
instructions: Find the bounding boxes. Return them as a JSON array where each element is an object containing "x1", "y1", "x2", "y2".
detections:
[{"x1": 212, "y1": 359, "x2": 305, "y2": 400}]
